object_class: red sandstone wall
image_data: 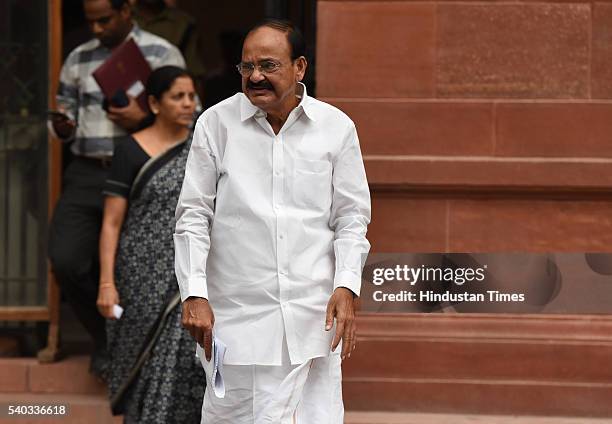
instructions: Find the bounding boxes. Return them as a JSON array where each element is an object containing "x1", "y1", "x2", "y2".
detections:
[{"x1": 317, "y1": 0, "x2": 612, "y2": 252}]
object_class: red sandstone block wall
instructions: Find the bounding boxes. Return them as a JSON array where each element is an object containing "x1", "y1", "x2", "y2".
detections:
[{"x1": 316, "y1": 0, "x2": 612, "y2": 252}]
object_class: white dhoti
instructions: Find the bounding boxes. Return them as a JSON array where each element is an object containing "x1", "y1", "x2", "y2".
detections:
[{"x1": 200, "y1": 340, "x2": 344, "y2": 424}]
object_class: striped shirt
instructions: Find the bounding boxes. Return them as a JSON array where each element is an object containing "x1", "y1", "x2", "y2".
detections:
[{"x1": 57, "y1": 24, "x2": 186, "y2": 158}]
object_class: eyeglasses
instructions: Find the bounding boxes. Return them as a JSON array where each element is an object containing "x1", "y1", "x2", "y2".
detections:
[{"x1": 236, "y1": 60, "x2": 284, "y2": 77}]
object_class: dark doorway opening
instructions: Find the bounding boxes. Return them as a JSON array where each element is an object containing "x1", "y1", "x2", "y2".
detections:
[{"x1": 61, "y1": 0, "x2": 318, "y2": 109}]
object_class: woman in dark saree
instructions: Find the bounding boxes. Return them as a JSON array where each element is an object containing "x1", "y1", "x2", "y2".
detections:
[{"x1": 96, "y1": 66, "x2": 205, "y2": 423}]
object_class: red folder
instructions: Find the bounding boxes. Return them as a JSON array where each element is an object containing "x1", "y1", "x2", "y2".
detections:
[{"x1": 92, "y1": 38, "x2": 151, "y2": 111}]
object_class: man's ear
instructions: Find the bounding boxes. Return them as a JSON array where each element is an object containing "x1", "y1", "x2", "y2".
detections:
[{"x1": 295, "y1": 56, "x2": 307, "y2": 82}]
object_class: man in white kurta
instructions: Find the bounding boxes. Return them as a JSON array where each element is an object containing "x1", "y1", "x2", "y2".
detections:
[{"x1": 174, "y1": 19, "x2": 370, "y2": 423}]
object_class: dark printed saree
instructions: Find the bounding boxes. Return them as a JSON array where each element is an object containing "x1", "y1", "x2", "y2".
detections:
[{"x1": 107, "y1": 138, "x2": 205, "y2": 423}]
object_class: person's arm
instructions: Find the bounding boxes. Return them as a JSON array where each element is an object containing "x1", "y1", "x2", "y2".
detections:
[
  {"x1": 97, "y1": 196, "x2": 128, "y2": 319},
  {"x1": 174, "y1": 117, "x2": 218, "y2": 359},
  {"x1": 50, "y1": 54, "x2": 79, "y2": 140},
  {"x1": 325, "y1": 121, "x2": 372, "y2": 360},
  {"x1": 107, "y1": 97, "x2": 147, "y2": 131}
]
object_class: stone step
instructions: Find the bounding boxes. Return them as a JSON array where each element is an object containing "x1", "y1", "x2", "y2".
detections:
[
  {"x1": 343, "y1": 377, "x2": 612, "y2": 417},
  {"x1": 344, "y1": 337, "x2": 612, "y2": 382},
  {"x1": 344, "y1": 411, "x2": 612, "y2": 424},
  {"x1": 342, "y1": 315, "x2": 612, "y2": 418},
  {"x1": 0, "y1": 356, "x2": 105, "y2": 395},
  {"x1": 342, "y1": 337, "x2": 612, "y2": 416}
]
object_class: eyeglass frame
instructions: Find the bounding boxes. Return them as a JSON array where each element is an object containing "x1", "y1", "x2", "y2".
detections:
[{"x1": 235, "y1": 58, "x2": 300, "y2": 77}]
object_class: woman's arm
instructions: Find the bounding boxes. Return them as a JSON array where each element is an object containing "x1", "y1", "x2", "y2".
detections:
[{"x1": 97, "y1": 196, "x2": 128, "y2": 319}]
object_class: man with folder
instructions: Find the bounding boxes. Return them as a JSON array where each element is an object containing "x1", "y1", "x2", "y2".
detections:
[
  {"x1": 48, "y1": 0, "x2": 186, "y2": 379},
  {"x1": 175, "y1": 19, "x2": 371, "y2": 423}
]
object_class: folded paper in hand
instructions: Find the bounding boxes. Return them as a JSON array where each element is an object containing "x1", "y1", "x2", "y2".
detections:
[
  {"x1": 195, "y1": 336, "x2": 226, "y2": 398},
  {"x1": 112, "y1": 304, "x2": 124, "y2": 319}
]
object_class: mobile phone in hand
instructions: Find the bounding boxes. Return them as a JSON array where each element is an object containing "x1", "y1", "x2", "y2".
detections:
[{"x1": 47, "y1": 110, "x2": 76, "y2": 138}]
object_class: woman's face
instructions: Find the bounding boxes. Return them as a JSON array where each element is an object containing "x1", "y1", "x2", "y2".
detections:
[{"x1": 155, "y1": 76, "x2": 196, "y2": 127}]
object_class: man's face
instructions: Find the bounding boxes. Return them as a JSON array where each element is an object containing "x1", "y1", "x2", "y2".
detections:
[
  {"x1": 240, "y1": 27, "x2": 306, "y2": 114},
  {"x1": 84, "y1": 0, "x2": 132, "y2": 48}
]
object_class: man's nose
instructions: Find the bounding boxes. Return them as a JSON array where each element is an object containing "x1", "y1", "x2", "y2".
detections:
[
  {"x1": 90, "y1": 22, "x2": 103, "y2": 36},
  {"x1": 249, "y1": 68, "x2": 265, "y2": 83}
]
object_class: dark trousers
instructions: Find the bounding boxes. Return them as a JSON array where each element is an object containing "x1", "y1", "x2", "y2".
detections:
[{"x1": 48, "y1": 157, "x2": 109, "y2": 351}]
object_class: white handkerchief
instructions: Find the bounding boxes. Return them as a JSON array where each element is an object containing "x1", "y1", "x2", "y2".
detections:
[
  {"x1": 195, "y1": 335, "x2": 226, "y2": 398},
  {"x1": 112, "y1": 304, "x2": 124, "y2": 319}
]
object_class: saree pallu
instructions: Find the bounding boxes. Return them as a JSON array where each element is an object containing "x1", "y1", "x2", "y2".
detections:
[{"x1": 107, "y1": 138, "x2": 205, "y2": 423}]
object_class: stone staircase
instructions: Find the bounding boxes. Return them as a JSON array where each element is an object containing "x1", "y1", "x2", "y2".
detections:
[
  {"x1": 342, "y1": 313, "x2": 612, "y2": 421},
  {"x1": 0, "y1": 355, "x2": 120, "y2": 424},
  {"x1": 2, "y1": 312, "x2": 612, "y2": 423},
  {"x1": 0, "y1": 354, "x2": 610, "y2": 424},
  {"x1": 1, "y1": 353, "x2": 611, "y2": 424}
]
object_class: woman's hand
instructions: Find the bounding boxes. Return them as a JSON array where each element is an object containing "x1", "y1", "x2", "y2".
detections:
[{"x1": 97, "y1": 283, "x2": 120, "y2": 319}]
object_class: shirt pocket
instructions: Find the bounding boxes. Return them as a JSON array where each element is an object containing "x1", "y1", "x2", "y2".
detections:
[{"x1": 292, "y1": 158, "x2": 332, "y2": 211}]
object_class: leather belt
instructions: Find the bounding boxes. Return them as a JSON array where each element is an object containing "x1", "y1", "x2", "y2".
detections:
[{"x1": 81, "y1": 156, "x2": 112, "y2": 169}]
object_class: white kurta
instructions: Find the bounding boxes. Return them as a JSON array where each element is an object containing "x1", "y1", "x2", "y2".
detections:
[{"x1": 174, "y1": 84, "x2": 371, "y2": 365}]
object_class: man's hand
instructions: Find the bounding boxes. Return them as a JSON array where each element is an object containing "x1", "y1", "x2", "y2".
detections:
[
  {"x1": 107, "y1": 96, "x2": 147, "y2": 131},
  {"x1": 182, "y1": 297, "x2": 215, "y2": 360},
  {"x1": 50, "y1": 113, "x2": 76, "y2": 139},
  {"x1": 325, "y1": 287, "x2": 357, "y2": 360}
]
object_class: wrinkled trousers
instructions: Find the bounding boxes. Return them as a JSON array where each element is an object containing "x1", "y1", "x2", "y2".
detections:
[{"x1": 201, "y1": 338, "x2": 343, "y2": 424}]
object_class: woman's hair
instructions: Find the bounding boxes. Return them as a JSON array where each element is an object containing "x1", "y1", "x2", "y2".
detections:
[
  {"x1": 140, "y1": 65, "x2": 192, "y2": 128},
  {"x1": 146, "y1": 65, "x2": 191, "y2": 101}
]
